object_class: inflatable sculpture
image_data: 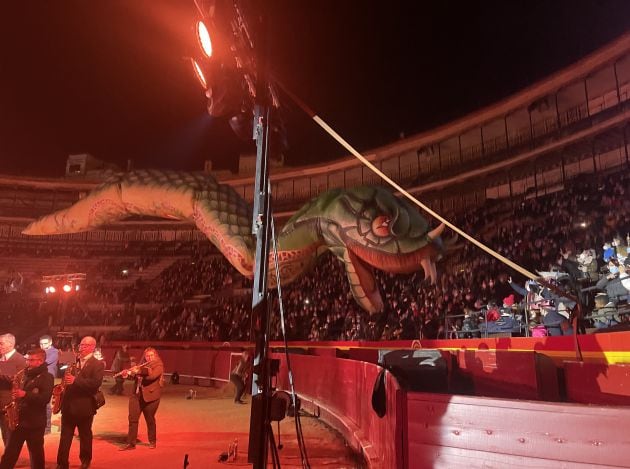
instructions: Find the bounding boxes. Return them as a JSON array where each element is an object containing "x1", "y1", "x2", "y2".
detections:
[{"x1": 23, "y1": 170, "x2": 445, "y2": 313}]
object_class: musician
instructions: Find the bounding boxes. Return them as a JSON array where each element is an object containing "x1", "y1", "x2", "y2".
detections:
[
  {"x1": 39, "y1": 334, "x2": 58, "y2": 434},
  {"x1": 109, "y1": 344, "x2": 131, "y2": 396},
  {"x1": 119, "y1": 347, "x2": 163, "y2": 451},
  {"x1": 38, "y1": 335, "x2": 59, "y2": 378},
  {"x1": 229, "y1": 350, "x2": 250, "y2": 404},
  {"x1": 0, "y1": 333, "x2": 26, "y2": 445},
  {"x1": 56, "y1": 336, "x2": 104, "y2": 469},
  {"x1": 0, "y1": 348, "x2": 53, "y2": 469}
]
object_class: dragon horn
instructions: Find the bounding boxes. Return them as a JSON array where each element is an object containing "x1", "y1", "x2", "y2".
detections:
[{"x1": 427, "y1": 223, "x2": 445, "y2": 241}]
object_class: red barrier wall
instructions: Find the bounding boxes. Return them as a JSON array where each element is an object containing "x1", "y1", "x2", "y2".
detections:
[
  {"x1": 106, "y1": 330, "x2": 630, "y2": 365},
  {"x1": 101, "y1": 346, "x2": 234, "y2": 383},
  {"x1": 406, "y1": 392, "x2": 630, "y2": 468},
  {"x1": 101, "y1": 342, "x2": 630, "y2": 467},
  {"x1": 564, "y1": 361, "x2": 630, "y2": 405},
  {"x1": 273, "y1": 354, "x2": 404, "y2": 469},
  {"x1": 455, "y1": 350, "x2": 560, "y2": 401}
]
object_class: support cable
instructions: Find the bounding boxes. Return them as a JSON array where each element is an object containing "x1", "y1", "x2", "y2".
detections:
[
  {"x1": 270, "y1": 204, "x2": 311, "y2": 469},
  {"x1": 275, "y1": 80, "x2": 584, "y2": 358},
  {"x1": 275, "y1": 81, "x2": 539, "y2": 281}
]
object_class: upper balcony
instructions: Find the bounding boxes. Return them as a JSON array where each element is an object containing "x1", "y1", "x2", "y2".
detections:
[{"x1": 1, "y1": 32, "x2": 630, "y2": 221}]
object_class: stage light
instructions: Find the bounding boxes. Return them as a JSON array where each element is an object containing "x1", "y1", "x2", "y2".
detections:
[
  {"x1": 191, "y1": 58, "x2": 208, "y2": 89},
  {"x1": 196, "y1": 20, "x2": 213, "y2": 58},
  {"x1": 48, "y1": 286, "x2": 56, "y2": 294},
  {"x1": 75, "y1": 284, "x2": 80, "y2": 292},
  {"x1": 62, "y1": 284, "x2": 72, "y2": 293}
]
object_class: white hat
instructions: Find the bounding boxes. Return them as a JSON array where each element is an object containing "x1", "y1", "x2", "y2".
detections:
[{"x1": 557, "y1": 302, "x2": 570, "y2": 319}]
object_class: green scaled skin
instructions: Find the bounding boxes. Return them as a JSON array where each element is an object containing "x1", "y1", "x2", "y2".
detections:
[{"x1": 24, "y1": 171, "x2": 445, "y2": 313}]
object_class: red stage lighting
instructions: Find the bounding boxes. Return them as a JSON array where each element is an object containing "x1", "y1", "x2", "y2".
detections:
[
  {"x1": 196, "y1": 20, "x2": 213, "y2": 58},
  {"x1": 191, "y1": 58, "x2": 208, "y2": 89},
  {"x1": 62, "y1": 284, "x2": 72, "y2": 293}
]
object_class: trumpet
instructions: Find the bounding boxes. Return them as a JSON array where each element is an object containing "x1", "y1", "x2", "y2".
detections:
[{"x1": 113, "y1": 361, "x2": 148, "y2": 378}]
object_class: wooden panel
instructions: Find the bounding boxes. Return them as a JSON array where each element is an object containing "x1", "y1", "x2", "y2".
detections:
[
  {"x1": 407, "y1": 442, "x2": 605, "y2": 468},
  {"x1": 564, "y1": 361, "x2": 630, "y2": 405},
  {"x1": 456, "y1": 350, "x2": 544, "y2": 400},
  {"x1": 406, "y1": 392, "x2": 630, "y2": 468},
  {"x1": 273, "y1": 354, "x2": 404, "y2": 469}
]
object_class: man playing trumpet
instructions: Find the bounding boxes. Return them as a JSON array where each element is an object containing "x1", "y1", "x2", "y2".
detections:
[{"x1": 119, "y1": 347, "x2": 164, "y2": 451}]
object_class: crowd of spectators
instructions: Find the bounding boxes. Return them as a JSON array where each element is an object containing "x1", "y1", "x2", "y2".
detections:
[{"x1": 1, "y1": 167, "x2": 629, "y2": 343}]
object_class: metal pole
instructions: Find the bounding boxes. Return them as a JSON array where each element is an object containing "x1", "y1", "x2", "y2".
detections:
[{"x1": 247, "y1": 8, "x2": 273, "y2": 468}]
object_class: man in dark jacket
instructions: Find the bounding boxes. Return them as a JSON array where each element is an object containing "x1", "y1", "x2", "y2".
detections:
[
  {"x1": 119, "y1": 347, "x2": 164, "y2": 451},
  {"x1": 0, "y1": 348, "x2": 54, "y2": 469},
  {"x1": 55, "y1": 336, "x2": 104, "y2": 469},
  {"x1": 229, "y1": 350, "x2": 250, "y2": 404},
  {"x1": 0, "y1": 333, "x2": 26, "y2": 446}
]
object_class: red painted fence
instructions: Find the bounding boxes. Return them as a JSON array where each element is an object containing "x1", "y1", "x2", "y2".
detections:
[
  {"x1": 564, "y1": 361, "x2": 630, "y2": 405},
  {"x1": 102, "y1": 346, "x2": 405, "y2": 468},
  {"x1": 101, "y1": 343, "x2": 630, "y2": 468},
  {"x1": 273, "y1": 354, "x2": 404, "y2": 469},
  {"x1": 101, "y1": 347, "x2": 235, "y2": 384},
  {"x1": 406, "y1": 392, "x2": 630, "y2": 468}
]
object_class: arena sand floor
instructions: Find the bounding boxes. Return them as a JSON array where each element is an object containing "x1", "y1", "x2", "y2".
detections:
[{"x1": 4, "y1": 376, "x2": 359, "y2": 468}]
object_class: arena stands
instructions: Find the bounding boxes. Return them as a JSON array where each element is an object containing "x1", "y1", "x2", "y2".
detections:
[{"x1": 1, "y1": 33, "x2": 630, "y2": 346}]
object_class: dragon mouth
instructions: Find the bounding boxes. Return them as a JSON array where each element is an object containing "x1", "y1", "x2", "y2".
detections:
[
  {"x1": 347, "y1": 240, "x2": 439, "y2": 274},
  {"x1": 343, "y1": 239, "x2": 441, "y2": 313}
]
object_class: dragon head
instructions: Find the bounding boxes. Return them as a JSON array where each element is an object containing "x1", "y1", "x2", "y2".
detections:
[{"x1": 319, "y1": 186, "x2": 445, "y2": 313}]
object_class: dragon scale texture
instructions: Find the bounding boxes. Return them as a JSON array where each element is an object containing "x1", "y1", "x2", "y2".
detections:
[{"x1": 24, "y1": 170, "x2": 445, "y2": 313}]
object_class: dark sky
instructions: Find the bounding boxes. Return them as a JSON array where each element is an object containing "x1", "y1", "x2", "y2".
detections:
[{"x1": 1, "y1": 1, "x2": 630, "y2": 177}]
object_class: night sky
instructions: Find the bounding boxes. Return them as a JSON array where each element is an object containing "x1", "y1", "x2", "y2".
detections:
[{"x1": 1, "y1": 1, "x2": 630, "y2": 177}]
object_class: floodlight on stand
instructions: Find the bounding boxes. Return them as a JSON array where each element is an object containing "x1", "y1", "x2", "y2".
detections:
[
  {"x1": 196, "y1": 20, "x2": 213, "y2": 58},
  {"x1": 191, "y1": 58, "x2": 208, "y2": 89}
]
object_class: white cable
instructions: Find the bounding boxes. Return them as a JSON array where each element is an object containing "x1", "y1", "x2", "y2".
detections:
[{"x1": 311, "y1": 115, "x2": 539, "y2": 281}]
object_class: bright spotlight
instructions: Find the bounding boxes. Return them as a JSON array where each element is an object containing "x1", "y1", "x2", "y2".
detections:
[
  {"x1": 48, "y1": 286, "x2": 56, "y2": 294},
  {"x1": 191, "y1": 58, "x2": 208, "y2": 89},
  {"x1": 75, "y1": 284, "x2": 80, "y2": 292},
  {"x1": 62, "y1": 284, "x2": 72, "y2": 293},
  {"x1": 196, "y1": 20, "x2": 213, "y2": 58}
]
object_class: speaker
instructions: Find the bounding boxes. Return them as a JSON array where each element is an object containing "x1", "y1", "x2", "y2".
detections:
[{"x1": 380, "y1": 349, "x2": 449, "y2": 393}]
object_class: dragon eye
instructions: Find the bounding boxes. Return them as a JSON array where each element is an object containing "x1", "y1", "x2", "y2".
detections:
[{"x1": 371, "y1": 215, "x2": 391, "y2": 237}]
